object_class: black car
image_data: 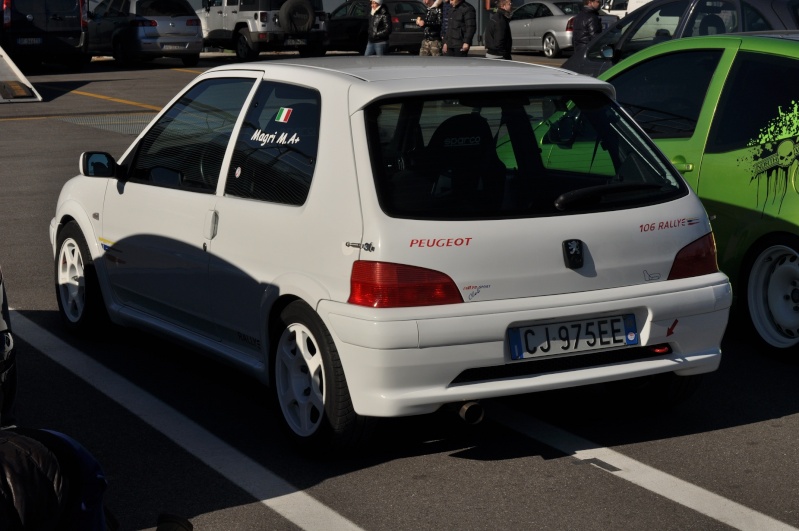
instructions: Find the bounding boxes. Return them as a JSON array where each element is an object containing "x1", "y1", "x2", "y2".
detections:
[
  {"x1": 561, "y1": 0, "x2": 799, "y2": 76},
  {"x1": 326, "y1": 0, "x2": 426, "y2": 54},
  {"x1": 0, "y1": 0, "x2": 88, "y2": 67}
]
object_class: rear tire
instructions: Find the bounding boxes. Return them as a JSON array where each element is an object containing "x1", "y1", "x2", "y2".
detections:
[
  {"x1": 542, "y1": 33, "x2": 561, "y2": 58},
  {"x1": 270, "y1": 301, "x2": 371, "y2": 453},
  {"x1": 55, "y1": 221, "x2": 109, "y2": 335},
  {"x1": 740, "y1": 235, "x2": 799, "y2": 354},
  {"x1": 235, "y1": 30, "x2": 260, "y2": 62}
]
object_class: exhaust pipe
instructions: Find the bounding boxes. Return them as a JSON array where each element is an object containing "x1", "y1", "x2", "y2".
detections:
[{"x1": 457, "y1": 401, "x2": 484, "y2": 425}]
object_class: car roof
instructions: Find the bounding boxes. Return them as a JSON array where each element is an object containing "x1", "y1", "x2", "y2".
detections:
[
  {"x1": 599, "y1": 31, "x2": 799, "y2": 79},
  {"x1": 204, "y1": 56, "x2": 615, "y2": 109}
]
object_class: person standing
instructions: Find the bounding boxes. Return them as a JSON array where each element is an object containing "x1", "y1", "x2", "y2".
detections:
[
  {"x1": 365, "y1": 0, "x2": 392, "y2": 56},
  {"x1": 442, "y1": 0, "x2": 476, "y2": 57},
  {"x1": 417, "y1": 0, "x2": 444, "y2": 55},
  {"x1": 0, "y1": 267, "x2": 16, "y2": 429},
  {"x1": 572, "y1": 0, "x2": 602, "y2": 53},
  {"x1": 484, "y1": 0, "x2": 512, "y2": 59}
]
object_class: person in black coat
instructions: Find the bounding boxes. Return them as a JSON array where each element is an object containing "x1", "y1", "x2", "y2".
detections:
[
  {"x1": 442, "y1": 0, "x2": 476, "y2": 56},
  {"x1": 365, "y1": 0, "x2": 392, "y2": 56},
  {"x1": 572, "y1": 0, "x2": 603, "y2": 52},
  {"x1": 484, "y1": 0, "x2": 512, "y2": 59}
]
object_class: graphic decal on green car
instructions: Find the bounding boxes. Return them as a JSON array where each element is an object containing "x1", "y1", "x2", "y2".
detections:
[{"x1": 741, "y1": 101, "x2": 799, "y2": 214}]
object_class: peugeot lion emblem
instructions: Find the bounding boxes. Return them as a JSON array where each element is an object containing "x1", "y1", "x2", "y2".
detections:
[{"x1": 563, "y1": 239, "x2": 584, "y2": 269}]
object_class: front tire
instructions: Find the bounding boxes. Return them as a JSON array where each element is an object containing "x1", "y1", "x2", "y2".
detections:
[
  {"x1": 270, "y1": 301, "x2": 370, "y2": 453},
  {"x1": 55, "y1": 221, "x2": 108, "y2": 334},
  {"x1": 542, "y1": 33, "x2": 561, "y2": 58},
  {"x1": 741, "y1": 236, "x2": 799, "y2": 352}
]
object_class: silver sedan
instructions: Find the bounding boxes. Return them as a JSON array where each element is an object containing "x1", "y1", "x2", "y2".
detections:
[{"x1": 509, "y1": 1, "x2": 618, "y2": 57}]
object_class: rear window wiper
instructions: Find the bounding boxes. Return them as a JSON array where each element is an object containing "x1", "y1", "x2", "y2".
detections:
[{"x1": 554, "y1": 182, "x2": 664, "y2": 211}]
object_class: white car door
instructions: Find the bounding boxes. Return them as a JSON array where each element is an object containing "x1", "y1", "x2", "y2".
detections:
[{"x1": 101, "y1": 76, "x2": 258, "y2": 337}]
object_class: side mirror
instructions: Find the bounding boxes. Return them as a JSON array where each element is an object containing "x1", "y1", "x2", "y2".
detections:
[
  {"x1": 601, "y1": 45, "x2": 614, "y2": 60},
  {"x1": 79, "y1": 152, "x2": 117, "y2": 178}
]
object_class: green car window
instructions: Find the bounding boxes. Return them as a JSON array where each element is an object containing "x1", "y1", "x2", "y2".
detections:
[
  {"x1": 610, "y1": 49, "x2": 722, "y2": 139},
  {"x1": 707, "y1": 51, "x2": 799, "y2": 154}
]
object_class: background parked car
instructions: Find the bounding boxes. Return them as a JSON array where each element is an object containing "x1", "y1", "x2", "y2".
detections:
[
  {"x1": 0, "y1": 0, "x2": 89, "y2": 68},
  {"x1": 599, "y1": 32, "x2": 799, "y2": 353},
  {"x1": 562, "y1": 0, "x2": 799, "y2": 76},
  {"x1": 509, "y1": 0, "x2": 617, "y2": 57},
  {"x1": 84, "y1": 0, "x2": 202, "y2": 66},
  {"x1": 193, "y1": 0, "x2": 328, "y2": 61},
  {"x1": 326, "y1": 0, "x2": 425, "y2": 54}
]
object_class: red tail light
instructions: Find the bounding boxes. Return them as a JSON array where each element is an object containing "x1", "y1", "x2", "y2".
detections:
[
  {"x1": 348, "y1": 261, "x2": 463, "y2": 308},
  {"x1": 79, "y1": 0, "x2": 88, "y2": 28},
  {"x1": 131, "y1": 19, "x2": 158, "y2": 27},
  {"x1": 187, "y1": 18, "x2": 200, "y2": 26},
  {"x1": 3, "y1": 0, "x2": 11, "y2": 28},
  {"x1": 668, "y1": 233, "x2": 719, "y2": 280},
  {"x1": 392, "y1": 16, "x2": 400, "y2": 24},
  {"x1": 566, "y1": 16, "x2": 574, "y2": 31}
]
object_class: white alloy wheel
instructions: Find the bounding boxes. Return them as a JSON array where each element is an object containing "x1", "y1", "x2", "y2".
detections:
[
  {"x1": 57, "y1": 236, "x2": 86, "y2": 324},
  {"x1": 747, "y1": 242, "x2": 799, "y2": 349},
  {"x1": 275, "y1": 321, "x2": 326, "y2": 437},
  {"x1": 543, "y1": 34, "x2": 561, "y2": 58}
]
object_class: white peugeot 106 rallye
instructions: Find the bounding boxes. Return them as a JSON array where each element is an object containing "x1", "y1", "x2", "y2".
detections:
[{"x1": 51, "y1": 56, "x2": 732, "y2": 453}]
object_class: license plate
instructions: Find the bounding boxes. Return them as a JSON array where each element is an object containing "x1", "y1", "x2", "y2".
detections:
[
  {"x1": 285, "y1": 38, "x2": 307, "y2": 45},
  {"x1": 508, "y1": 314, "x2": 638, "y2": 360},
  {"x1": 162, "y1": 44, "x2": 185, "y2": 50},
  {"x1": 17, "y1": 37, "x2": 43, "y2": 45},
  {"x1": 404, "y1": 23, "x2": 417, "y2": 29}
]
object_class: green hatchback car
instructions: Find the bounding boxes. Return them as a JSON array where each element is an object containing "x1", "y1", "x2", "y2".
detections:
[{"x1": 600, "y1": 32, "x2": 799, "y2": 352}]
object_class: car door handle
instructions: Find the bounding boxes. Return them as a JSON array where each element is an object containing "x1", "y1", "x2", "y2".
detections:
[
  {"x1": 204, "y1": 210, "x2": 219, "y2": 242},
  {"x1": 672, "y1": 162, "x2": 694, "y2": 173}
]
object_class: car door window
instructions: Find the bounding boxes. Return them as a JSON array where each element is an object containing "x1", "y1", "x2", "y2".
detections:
[
  {"x1": 224, "y1": 83, "x2": 321, "y2": 205},
  {"x1": 707, "y1": 52, "x2": 799, "y2": 154},
  {"x1": 537, "y1": 5, "x2": 553, "y2": 17},
  {"x1": 512, "y1": 4, "x2": 538, "y2": 19},
  {"x1": 683, "y1": 0, "x2": 738, "y2": 36},
  {"x1": 352, "y1": 2, "x2": 369, "y2": 16},
  {"x1": 741, "y1": 1, "x2": 772, "y2": 30},
  {"x1": 614, "y1": 0, "x2": 689, "y2": 61},
  {"x1": 330, "y1": 3, "x2": 348, "y2": 18},
  {"x1": 129, "y1": 78, "x2": 255, "y2": 191},
  {"x1": 609, "y1": 49, "x2": 722, "y2": 139}
]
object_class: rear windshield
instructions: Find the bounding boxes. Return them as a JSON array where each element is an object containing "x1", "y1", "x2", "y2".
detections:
[
  {"x1": 366, "y1": 91, "x2": 687, "y2": 220},
  {"x1": 137, "y1": 0, "x2": 195, "y2": 15}
]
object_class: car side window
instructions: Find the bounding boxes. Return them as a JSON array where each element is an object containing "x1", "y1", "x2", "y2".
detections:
[
  {"x1": 129, "y1": 78, "x2": 255, "y2": 191},
  {"x1": 707, "y1": 52, "x2": 799, "y2": 153},
  {"x1": 224, "y1": 82, "x2": 321, "y2": 206},
  {"x1": 330, "y1": 3, "x2": 348, "y2": 18},
  {"x1": 614, "y1": 0, "x2": 689, "y2": 61},
  {"x1": 682, "y1": 0, "x2": 738, "y2": 36},
  {"x1": 741, "y1": 1, "x2": 772, "y2": 30},
  {"x1": 538, "y1": 5, "x2": 553, "y2": 17},
  {"x1": 609, "y1": 49, "x2": 722, "y2": 139}
]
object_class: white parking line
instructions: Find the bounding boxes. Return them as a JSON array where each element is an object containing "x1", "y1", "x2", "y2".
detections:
[
  {"x1": 489, "y1": 406, "x2": 798, "y2": 531},
  {"x1": 11, "y1": 311, "x2": 363, "y2": 531}
]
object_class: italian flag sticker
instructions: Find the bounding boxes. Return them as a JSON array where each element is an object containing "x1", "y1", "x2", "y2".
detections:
[{"x1": 275, "y1": 107, "x2": 293, "y2": 123}]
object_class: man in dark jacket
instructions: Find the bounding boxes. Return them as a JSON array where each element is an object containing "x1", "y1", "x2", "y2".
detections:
[
  {"x1": 484, "y1": 0, "x2": 512, "y2": 59},
  {"x1": 365, "y1": 0, "x2": 392, "y2": 56},
  {"x1": 442, "y1": 0, "x2": 476, "y2": 56},
  {"x1": 416, "y1": 0, "x2": 443, "y2": 55},
  {"x1": 572, "y1": 0, "x2": 602, "y2": 52}
]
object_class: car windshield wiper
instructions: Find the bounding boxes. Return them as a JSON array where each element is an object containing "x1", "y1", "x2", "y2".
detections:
[{"x1": 554, "y1": 182, "x2": 663, "y2": 211}]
